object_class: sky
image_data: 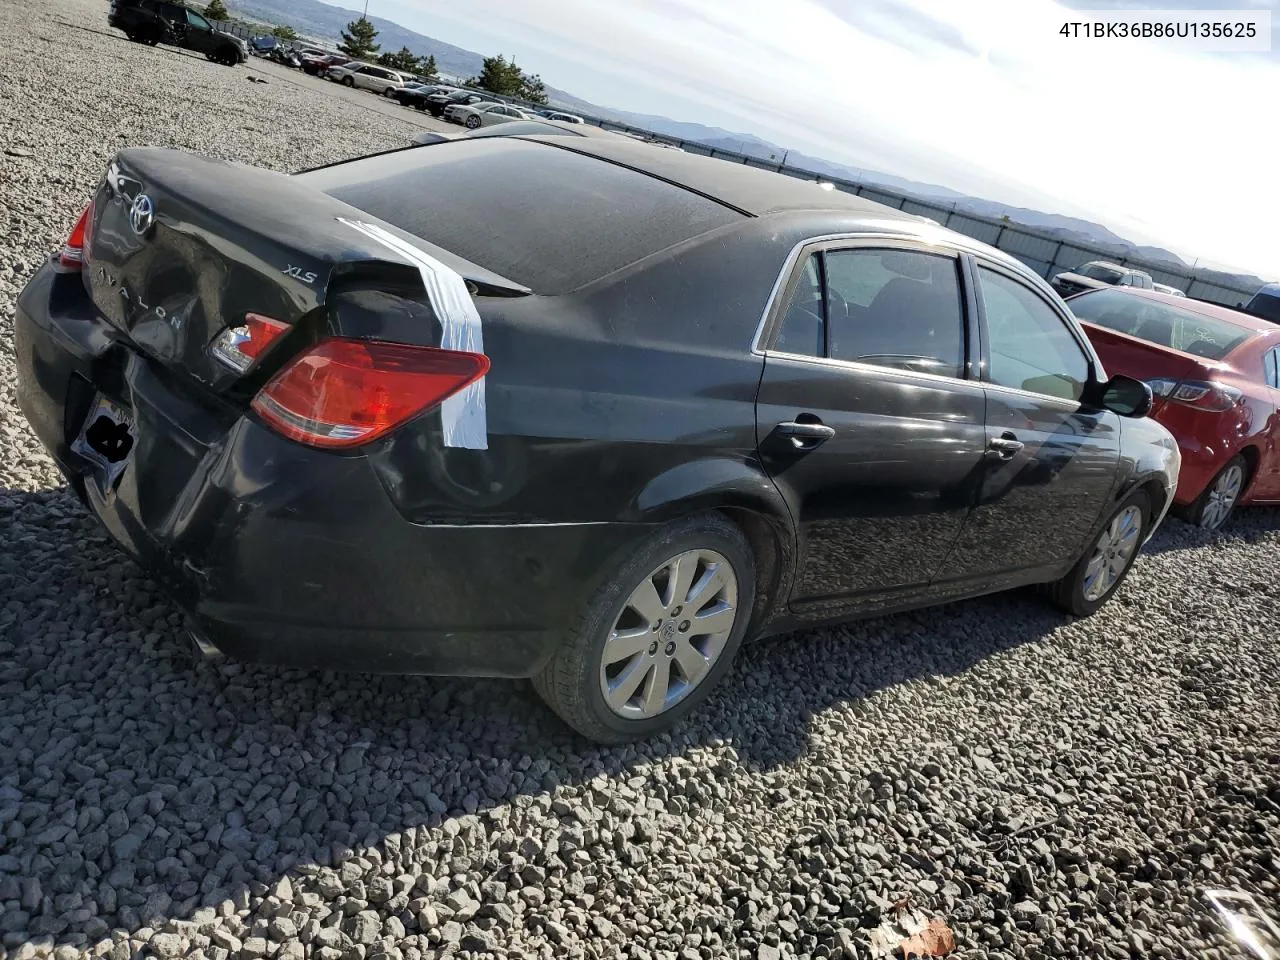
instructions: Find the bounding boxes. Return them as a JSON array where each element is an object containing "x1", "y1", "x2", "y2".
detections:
[{"x1": 346, "y1": 0, "x2": 1279, "y2": 279}]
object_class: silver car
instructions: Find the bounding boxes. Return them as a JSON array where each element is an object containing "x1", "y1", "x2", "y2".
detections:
[
  {"x1": 326, "y1": 62, "x2": 407, "y2": 96},
  {"x1": 445, "y1": 102, "x2": 531, "y2": 129}
]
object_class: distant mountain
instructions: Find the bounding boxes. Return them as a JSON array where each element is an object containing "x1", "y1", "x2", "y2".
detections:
[
  {"x1": 225, "y1": 0, "x2": 1265, "y2": 290},
  {"x1": 225, "y1": 0, "x2": 486, "y2": 78}
]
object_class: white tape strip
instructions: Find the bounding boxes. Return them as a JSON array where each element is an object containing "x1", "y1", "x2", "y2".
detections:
[{"x1": 337, "y1": 218, "x2": 488, "y2": 450}]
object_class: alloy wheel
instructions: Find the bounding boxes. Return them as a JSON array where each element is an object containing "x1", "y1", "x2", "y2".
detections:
[
  {"x1": 1200, "y1": 462, "x2": 1243, "y2": 530},
  {"x1": 599, "y1": 549, "x2": 738, "y2": 720},
  {"x1": 1082, "y1": 504, "x2": 1142, "y2": 602}
]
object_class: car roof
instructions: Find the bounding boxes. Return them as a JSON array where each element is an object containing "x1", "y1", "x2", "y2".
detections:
[
  {"x1": 1077, "y1": 286, "x2": 1277, "y2": 333},
  {"x1": 518, "y1": 136, "x2": 923, "y2": 220}
]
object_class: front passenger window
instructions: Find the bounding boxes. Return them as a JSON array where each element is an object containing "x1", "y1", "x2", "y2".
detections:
[{"x1": 980, "y1": 267, "x2": 1090, "y2": 401}]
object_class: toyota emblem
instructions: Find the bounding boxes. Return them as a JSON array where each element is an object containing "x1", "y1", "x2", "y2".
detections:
[{"x1": 128, "y1": 194, "x2": 155, "y2": 236}]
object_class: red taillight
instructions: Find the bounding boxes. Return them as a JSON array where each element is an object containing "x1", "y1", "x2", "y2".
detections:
[
  {"x1": 59, "y1": 202, "x2": 94, "y2": 269},
  {"x1": 1147, "y1": 377, "x2": 1243, "y2": 413},
  {"x1": 211, "y1": 313, "x2": 290, "y2": 373},
  {"x1": 251, "y1": 339, "x2": 489, "y2": 449}
]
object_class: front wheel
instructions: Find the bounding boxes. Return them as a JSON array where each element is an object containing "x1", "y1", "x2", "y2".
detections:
[
  {"x1": 383, "y1": 87, "x2": 396, "y2": 97},
  {"x1": 533, "y1": 513, "x2": 753, "y2": 743},
  {"x1": 1183, "y1": 455, "x2": 1246, "y2": 531},
  {"x1": 342, "y1": 76, "x2": 354, "y2": 87},
  {"x1": 1045, "y1": 490, "x2": 1149, "y2": 617},
  {"x1": 465, "y1": 114, "x2": 481, "y2": 129}
]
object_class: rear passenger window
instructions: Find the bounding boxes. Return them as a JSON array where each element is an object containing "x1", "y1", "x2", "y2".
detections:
[
  {"x1": 773, "y1": 256, "x2": 825, "y2": 357},
  {"x1": 824, "y1": 249, "x2": 965, "y2": 378},
  {"x1": 1266, "y1": 348, "x2": 1279, "y2": 388}
]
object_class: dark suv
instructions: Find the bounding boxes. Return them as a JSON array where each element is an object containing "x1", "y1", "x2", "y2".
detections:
[{"x1": 108, "y1": 0, "x2": 247, "y2": 65}]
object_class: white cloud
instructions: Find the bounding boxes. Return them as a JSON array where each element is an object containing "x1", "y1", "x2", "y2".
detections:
[{"x1": 369, "y1": 0, "x2": 1279, "y2": 278}]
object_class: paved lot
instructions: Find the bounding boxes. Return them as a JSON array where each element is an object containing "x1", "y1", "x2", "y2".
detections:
[{"x1": 2, "y1": 1, "x2": 1279, "y2": 958}]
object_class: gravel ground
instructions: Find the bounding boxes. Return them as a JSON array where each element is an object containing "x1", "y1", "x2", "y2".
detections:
[{"x1": 3, "y1": 1, "x2": 1279, "y2": 958}]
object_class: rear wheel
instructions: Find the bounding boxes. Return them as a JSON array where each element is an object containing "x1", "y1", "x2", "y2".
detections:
[
  {"x1": 1184, "y1": 455, "x2": 1246, "y2": 531},
  {"x1": 533, "y1": 513, "x2": 753, "y2": 743},
  {"x1": 1045, "y1": 490, "x2": 1149, "y2": 617}
]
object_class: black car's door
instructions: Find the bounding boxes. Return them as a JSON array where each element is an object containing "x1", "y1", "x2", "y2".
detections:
[
  {"x1": 182, "y1": 8, "x2": 218, "y2": 53},
  {"x1": 933, "y1": 259, "x2": 1121, "y2": 587},
  {"x1": 754, "y1": 239, "x2": 990, "y2": 619}
]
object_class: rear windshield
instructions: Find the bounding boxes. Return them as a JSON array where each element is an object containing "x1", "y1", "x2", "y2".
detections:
[
  {"x1": 1078, "y1": 263, "x2": 1124, "y2": 283},
  {"x1": 1070, "y1": 288, "x2": 1253, "y2": 360},
  {"x1": 298, "y1": 139, "x2": 742, "y2": 294},
  {"x1": 1246, "y1": 292, "x2": 1280, "y2": 324}
]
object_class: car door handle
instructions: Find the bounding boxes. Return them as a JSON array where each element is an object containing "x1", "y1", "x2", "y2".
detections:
[
  {"x1": 775, "y1": 420, "x2": 835, "y2": 450},
  {"x1": 987, "y1": 435, "x2": 1024, "y2": 459}
]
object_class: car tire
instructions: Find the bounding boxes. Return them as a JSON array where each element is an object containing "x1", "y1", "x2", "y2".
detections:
[
  {"x1": 383, "y1": 87, "x2": 396, "y2": 97},
  {"x1": 465, "y1": 115, "x2": 481, "y2": 129},
  {"x1": 533, "y1": 513, "x2": 754, "y2": 743},
  {"x1": 1182, "y1": 454, "x2": 1247, "y2": 531},
  {"x1": 1045, "y1": 489, "x2": 1150, "y2": 617},
  {"x1": 342, "y1": 76, "x2": 354, "y2": 87}
]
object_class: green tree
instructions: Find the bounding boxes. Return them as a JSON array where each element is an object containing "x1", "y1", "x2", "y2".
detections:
[
  {"x1": 420, "y1": 54, "x2": 438, "y2": 81},
  {"x1": 203, "y1": 0, "x2": 229, "y2": 21},
  {"x1": 338, "y1": 16, "x2": 380, "y2": 59},
  {"x1": 377, "y1": 46, "x2": 421, "y2": 73},
  {"x1": 470, "y1": 54, "x2": 545, "y2": 103},
  {"x1": 271, "y1": 24, "x2": 298, "y2": 40},
  {"x1": 519, "y1": 72, "x2": 548, "y2": 105}
]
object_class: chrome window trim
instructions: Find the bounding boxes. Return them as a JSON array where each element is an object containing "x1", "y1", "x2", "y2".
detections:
[
  {"x1": 762, "y1": 348, "x2": 987, "y2": 392},
  {"x1": 978, "y1": 378, "x2": 1085, "y2": 411}
]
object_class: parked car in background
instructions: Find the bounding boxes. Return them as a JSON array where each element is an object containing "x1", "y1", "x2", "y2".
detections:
[
  {"x1": 1070, "y1": 286, "x2": 1280, "y2": 530},
  {"x1": 1051, "y1": 261, "x2": 1154, "y2": 298},
  {"x1": 302, "y1": 53, "x2": 348, "y2": 76},
  {"x1": 326, "y1": 62, "x2": 407, "y2": 95},
  {"x1": 445, "y1": 102, "x2": 531, "y2": 128},
  {"x1": 426, "y1": 89, "x2": 497, "y2": 117},
  {"x1": 1240, "y1": 282, "x2": 1280, "y2": 325},
  {"x1": 108, "y1": 0, "x2": 247, "y2": 65},
  {"x1": 543, "y1": 111, "x2": 584, "y2": 124},
  {"x1": 395, "y1": 84, "x2": 456, "y2": 110},
  {"x1": 410, "y1": 118, "x2": 623, "y2": 146},
  {"x1": 15, "y1": 138, "x2": 1177, "y2": 741},
  {"x1": 1152, "y1": 282, "x2": 1185, "y2": 297}
]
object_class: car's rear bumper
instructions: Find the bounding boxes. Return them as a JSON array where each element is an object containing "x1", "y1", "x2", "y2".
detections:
[{"x1": 14, "y1": 261, "x2": 648, "y2": 677}]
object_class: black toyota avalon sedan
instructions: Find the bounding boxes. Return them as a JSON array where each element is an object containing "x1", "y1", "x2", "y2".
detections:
[{"x1": 14, "y1": 136, "x2": 1179, "y2": 742}]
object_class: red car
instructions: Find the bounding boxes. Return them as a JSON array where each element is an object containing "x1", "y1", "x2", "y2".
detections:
[{"x1": 1070, "y1": 287, "x2": 1280, "y2": 530}]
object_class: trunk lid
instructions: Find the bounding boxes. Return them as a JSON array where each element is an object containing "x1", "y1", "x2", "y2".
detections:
[
  {"x1": 82, "y1": 147, "x2": 526, "y2": 397},
  {"x1": 1081, "y1": 321, "x2": 1219, "y2": 416}
]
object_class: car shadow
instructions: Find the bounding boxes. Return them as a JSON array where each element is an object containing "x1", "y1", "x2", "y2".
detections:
[{"x1": 0, "y1": 483, "x2": 1101, "y2": 947}]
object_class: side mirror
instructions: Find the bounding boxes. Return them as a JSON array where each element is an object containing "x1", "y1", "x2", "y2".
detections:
[{"x1": 1097, "y1": 374, "x2": 1152, "y2": 418}]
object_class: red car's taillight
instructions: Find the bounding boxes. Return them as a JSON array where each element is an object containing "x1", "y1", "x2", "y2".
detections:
[
  {"x1": 1148, "y1": 377, "x2": 1243, "y2": 413},
  {"x1": 251, "y1": 339, "x2": 489, "y2": 449},
  {"x1": 59, "y1": 202, "x2": 94, "y2": 269}
]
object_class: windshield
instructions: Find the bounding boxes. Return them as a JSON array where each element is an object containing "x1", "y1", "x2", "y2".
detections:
[
  {"x1": 1246, "y1": 291, "x2": 1280, "y2": 324},
  {"x1": 1077, "y1": 262, "x2": 1125, "y2": 283},
  {"x1": 1071, "y1": 288, "x2": 1253, "y2": 360}
]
